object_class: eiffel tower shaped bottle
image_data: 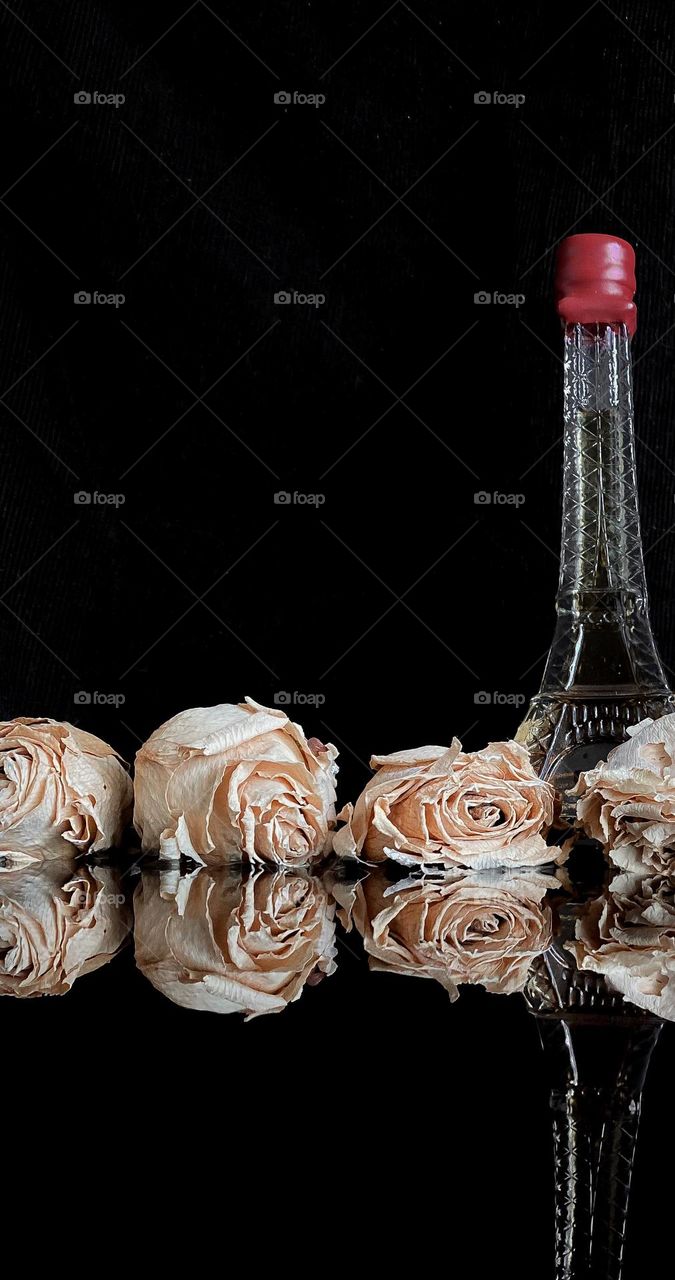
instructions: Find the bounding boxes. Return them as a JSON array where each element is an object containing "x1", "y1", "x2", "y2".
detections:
[{"x1": 516, "y1": 234, "x2": 673, "y2": 817}]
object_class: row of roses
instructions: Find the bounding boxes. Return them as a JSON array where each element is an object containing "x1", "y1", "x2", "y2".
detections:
[
  {"x1": 0, "y1": 858, "x2": 551, "y2": 1012},
  {"x1": 3, "y1": 854, "x2": 673, "y2": 1024},
  {"x1": 1, "y1": 699, "x2": 674, "y2": 871}
]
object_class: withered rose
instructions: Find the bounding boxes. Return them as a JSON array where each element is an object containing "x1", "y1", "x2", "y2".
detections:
[
  {"x1": 574, "y1": 714, "x2": 675, "y2": 873},
  {"x1": 568, "y1": 871, "x2": 675, "y2": 1020},
  {"x1": 0, "y1": 718, "x2": 132, "y2": 852},
  {"x1": 133, "y1": 699, "x2": 338, "y2": 867},
  {"x1": 333, "y1": 740, "x2": 555, "y2": 869},
  {"x1": 332, "y1": 867, "x2": 554, "y2": 999},
  {"x1": 133, "y1": 866, "x2": 337, "y2": 1017},
  {"x1": 0, "y1": 858, "x2": 130, "y2": 996}
]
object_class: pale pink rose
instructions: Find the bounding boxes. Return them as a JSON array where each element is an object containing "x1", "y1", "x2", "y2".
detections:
[
  {"x1": 574, "y1": 714, "x2": 675, "y2": 873},
  {"x1": 333, "y1": 739, "x2": 555, "y2": 869},
  {"x1": 332, "y1": 867, "x2": 554, "y2": 999},
  {"x1": 0, "y1": 718, "x2": 132, "y2": 853},
  {"x1": 133, "y1": 866, "x2": 337, "y2": 1018},
  {"x1": 568, "y1": 871, "x2": 675, "y2": 1020},
  {"x1": 133, "y1": 699, "x2": 338, "y2": 868},
  {"x1": 0, "y1": 859, "x2": 130, "y2": 996}
]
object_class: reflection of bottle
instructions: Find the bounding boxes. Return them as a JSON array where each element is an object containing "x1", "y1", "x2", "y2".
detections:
[
  {"x1": 517, "y1": 235, "x2": 673, "y2": 817},
  {"x1": 525, "y1": 909, "x2": 661, "y2": 1280}
]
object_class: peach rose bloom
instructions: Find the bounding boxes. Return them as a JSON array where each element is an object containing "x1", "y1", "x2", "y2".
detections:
[
  {"x1": 134, "y1": 699, "x2": 338, "y2": 867},
  {"x1": 0, "y1": 858, "x2": 130, "y2": 996},
  {"x1": 568, "y1": 870, "x2": 675, "y2": 1020},
  {"x1": 0, "y1": 718, "x2": 132, "y2": 853},
  {"x1": 134, "y1": 866, "x2": 337, "y2": 1017},
  {"x1": 333, "y1": 866, "x2": 554, "y2": 999},
  {"x1": 574, "y1": 715, "x2": 675, "y2": 874},
  {"x1": 333, "y1": 739, "x2": 555, "y2": 869}
]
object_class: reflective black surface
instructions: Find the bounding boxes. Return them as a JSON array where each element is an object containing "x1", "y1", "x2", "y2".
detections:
[{"x1": 1, "y1": 844, "x2": 672, "y2": 1277}]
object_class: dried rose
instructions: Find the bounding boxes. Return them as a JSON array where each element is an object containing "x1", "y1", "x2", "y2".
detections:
[
  {"x1": 574, "y1": 714, "x2": 675, "y2": 873},
  {"x1": 133, "y1": 699, "x2": 338, "y2": 868},
  {"x1": 332, "y1": 866, "x2": 554, "y2": 999},
  {"x1": 568, "y1": 870, "x2": 675, "y2": 1020},
  {"x1": 0, "y1": 717, "x2": 132, "y2": 853},
  {"x1": 333, "y1": 739, "x2": 555, "y2": 869},
  {"x1": 0, "y1": 858, "x2": 130, "y2": 996},
  {"x1": 133, "y1": 865, "x2": 337, "y2": 1017}
]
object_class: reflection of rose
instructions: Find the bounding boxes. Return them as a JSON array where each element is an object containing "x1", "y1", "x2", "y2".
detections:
[
  {"x1": 568, "y1": 871, "x2": 675, "y2": 1020},
  {"x1": 134, "y1": 699, "x2": 338, "y2": 868},
  {"x1": 574, "y1": 714, "x2": 675, "y2": 874},
  {"x1": 0, "y1": 859, "x2": 130, "y2": 996},
  {"x1": 0, "y1": 717, "x2": 132, "y2": 852},
  {"x1": 333, "y1": 740, "x2": 555, "y2": 869},
  {"x1": 333, "y1": 867, "x2": 554, "y2": 999},
  {"x1": 134, "y1": 866, "x2": 337, "y2": 1017}
]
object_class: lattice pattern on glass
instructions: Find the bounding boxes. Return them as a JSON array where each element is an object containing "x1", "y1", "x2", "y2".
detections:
[{"x1": 517, "y1": 322, "x2": 673, "y2": 809}]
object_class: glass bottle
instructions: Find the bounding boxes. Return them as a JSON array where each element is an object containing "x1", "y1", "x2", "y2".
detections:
[
  {"x1": 516, "y1": 234, "x2": 673, "y2": 816},
  {"x1": 525, "y1": 911, "x2": 662, "y2": 1280}
]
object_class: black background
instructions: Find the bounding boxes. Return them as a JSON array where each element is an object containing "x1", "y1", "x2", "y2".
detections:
[{"x1": 2, "y1": 3, "x2": 674, "y2": 1272}]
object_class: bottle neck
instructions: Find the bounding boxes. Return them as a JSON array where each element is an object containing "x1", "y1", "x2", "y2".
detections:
[
  {"x1": 557, "y1": 322, "x2": 646, "y2": 610},
  {"x1": 535, "y1": 321, "x2": 670, "y2": 698},
  {"x1": 516, "y1": 320, "x2": 672, "y2": 775}
]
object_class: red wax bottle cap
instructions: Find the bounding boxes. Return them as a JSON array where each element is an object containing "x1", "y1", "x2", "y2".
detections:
[{"x1": 554, "y1": 233, "x2": 637, "y2": 335}]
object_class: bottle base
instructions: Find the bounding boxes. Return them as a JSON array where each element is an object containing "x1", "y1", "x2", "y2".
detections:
[{"x1": 516, "y1": 690, "x2": 675, "y2": 822}]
